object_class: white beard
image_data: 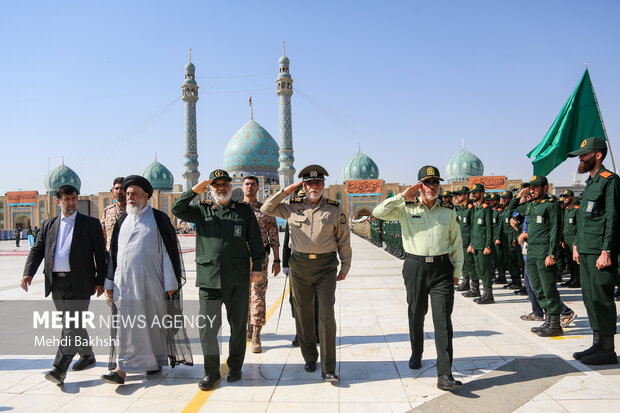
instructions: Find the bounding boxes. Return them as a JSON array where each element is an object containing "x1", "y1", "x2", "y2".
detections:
[
  {"x1": 212, "y1": 191, "x2": 232, "y2": 204},
  {"x1": 127, "y1": 200, "x2": 145, "y2": 215}
]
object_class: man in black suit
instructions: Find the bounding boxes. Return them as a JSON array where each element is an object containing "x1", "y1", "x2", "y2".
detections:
[{"x1": 21, "y1": 185, "x2": 107, "y2": 385}]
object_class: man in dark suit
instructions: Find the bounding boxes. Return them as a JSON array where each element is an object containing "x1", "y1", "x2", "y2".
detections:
[{"x1": 21, "y1": 185, "x2": 107, "y2": 385}]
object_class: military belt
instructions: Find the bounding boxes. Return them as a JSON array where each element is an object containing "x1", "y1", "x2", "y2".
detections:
[
  {"x1": 292, "y1": 251, "x2": 336, "y2": 260},
  {"x1": 405, "y1": 253, "x2": 449, "y2": 263}
]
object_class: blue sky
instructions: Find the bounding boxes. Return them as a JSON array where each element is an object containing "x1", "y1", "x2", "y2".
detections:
[{"x1": 1, "y1": 0, "x2": 620, "y2": 194}]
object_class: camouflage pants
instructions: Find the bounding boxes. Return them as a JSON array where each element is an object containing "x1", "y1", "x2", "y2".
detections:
[{"x1": 248, "y1": 258, "x2": 269, "y2": 326}]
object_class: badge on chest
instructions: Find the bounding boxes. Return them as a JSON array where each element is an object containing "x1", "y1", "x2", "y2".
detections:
[
  {"x1": 477, "y1": 218, "x2": 483, "y2": 225},
  {"x1": 205, "y1": 217, "x2": 213, "y2": 222},
  {"x1": 234, "y1": 225, "x2": 242, "y2": 237},
  {"x1": 536, "y1": 215, "x2": 543, "y2": 224},
  {"x1": 586, "y1": 201, "x2": 595, "y2": 213}
]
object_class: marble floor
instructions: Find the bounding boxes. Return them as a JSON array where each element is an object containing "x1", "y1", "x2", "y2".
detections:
[{"x1": 0, "y1": 234, "x2": 618, "y2": 412}]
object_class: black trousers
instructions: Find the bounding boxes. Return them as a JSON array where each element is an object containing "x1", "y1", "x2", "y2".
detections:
[
  {"x1": 403, "y1": 257, "x2": 455, "y2": 376},
  {"x1": 51, "y1": 276, "x2": 93, "y2": 371}
]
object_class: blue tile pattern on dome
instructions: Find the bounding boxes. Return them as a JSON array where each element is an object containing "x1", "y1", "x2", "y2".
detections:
[
  {"x1": 343, "y1": 151, "x2": 379, "y2": 181},
  {"x1": 45, "y1": 164, "x2": 81, "y2": 195},
  {"x1": 445, "y1": 149, "x2": 484, "y2": 182},
  {"x1": 142, "y1": 160, "x2": 174, "y2": 192},
  {"x1": 223, "y1": 120, "x2": 280, "y2": 173}
]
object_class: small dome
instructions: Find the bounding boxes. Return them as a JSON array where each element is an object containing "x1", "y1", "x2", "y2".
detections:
[
  {"x1": 279, "y1": 55, "x2": 290, "y2": 64},
  {"x1": 445, "y1": 149, "x2": 484, "y2": 182},
  {"x1": 223, "y1": 120, "x2": 280, "y2": 174},
  {"x1": 45, "y1": 163, "x2": 81, "y2": 195},
  {"x1": 185, "y1": 62, "x2": 195, "y2": 71},
  {"x1": 142, "y1": 160, "x2": 174, "y2": 192},
  {"x1": 183, "y1": 78, "x2": 197, "y2": 86},
  {"x1": 343, "y1": 151, "x2": 379, "y2": 181},
  {"x1": 277, "y1": 72, "x2": 292, "y2": 79}
]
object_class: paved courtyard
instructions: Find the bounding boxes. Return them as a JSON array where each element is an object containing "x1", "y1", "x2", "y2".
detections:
[{"x1": 0, "y1": 233, "x2": 619, "y2": 412}]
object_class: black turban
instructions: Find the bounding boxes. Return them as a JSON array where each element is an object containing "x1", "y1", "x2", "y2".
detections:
[{"x1": 122, "y1": 175, "x2": 153, "y2": 199}]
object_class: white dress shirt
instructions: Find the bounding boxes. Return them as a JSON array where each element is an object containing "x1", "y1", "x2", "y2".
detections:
[{"x1": 52, "y1": 211, "x2": 77, "y2": 272}]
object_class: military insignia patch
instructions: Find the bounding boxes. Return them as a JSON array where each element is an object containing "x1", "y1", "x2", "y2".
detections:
[
  {"x1": 586, "y1": 201, "x2": 594, "y2": 212},
  {"x1": 234, "y1": 225, "x2": 242, "y2": 237},
  {"x1": 310, "y1": 170, "x2": 318, "y2": 178},
  {"x1": 427, "y1": 166, "x2": 435, "y2": 176},
  {"x1": 214, "y1": 169, "x2": 224, "y2": 177},
  {"x1": 580, "y1": 139, "x2": 587, "y2": 148},
  {"x1": 340, "y1": 214, "x2": 347, "y2": 224},
  {"x1": 600, "y1": 171, "x2": 612, "y2": 178},
  {"x1": 298, "y1": 209, "x2": 304, "y2": 214},
  {"x1": 327, "y1": 199, "x2": 340, "y2": 206},
  {"x1": 530, "y1": 176, "x2": 537, "y2": 182}
]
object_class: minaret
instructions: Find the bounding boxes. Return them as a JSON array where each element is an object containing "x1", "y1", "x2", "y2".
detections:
[
  {"x1": 276, "y1": 42, "x2": 295, "y2": 188},
  {"x1": 182, "y1": 49, "x2": 200, "y2": 191}
]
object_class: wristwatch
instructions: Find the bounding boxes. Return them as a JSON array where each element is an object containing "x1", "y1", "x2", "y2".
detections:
[{"x1": 273, "y1": 259, "x2": 281, "y2": 263}]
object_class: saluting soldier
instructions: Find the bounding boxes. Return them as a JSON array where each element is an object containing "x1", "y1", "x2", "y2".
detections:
[
  {"x1": 510, "y1": 175, "x2": 564, "y2": 337},
  {"x1": 373, "y1": 166, "x2": 463, "y2": 391},
  {"x1": 568, "y1": 137, "x2": 620, "y2": 365},
  {"x1": 453, "y1": 186, "x2": 476, "y2": 292},
  {"x1": 559, "y1": 190, "x2": 580, "y2": 288},
  {"x1": 171, "y1": 169, "x2": 266, "y2": 390},
  {"x1": 261, "y1": 165, "x2": 352, "y2": 382},
  {"x1": 498, "y1": 190, "x2": 522, "y2": 289},
  {"x1": 467, "y1": 184, "x2": 494, "y2": 304}
]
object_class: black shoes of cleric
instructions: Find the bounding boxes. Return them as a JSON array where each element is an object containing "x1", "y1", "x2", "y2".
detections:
[
  {"x1": 198, "y1": 372, "x2": 221, "y2": 390},
  {"x1": 437, "y1": 374, "x2": 463, "y2": 391},
  {"x1": 409, "y1": 354, "x2": 421, "y2": 369},
  {"x1": 322, "y1": 372, "x2": 339, "y2": 382},
  {"x1": 304, "y1": 361, "x2": 317, "y2": 372},
  {"x1": 227, "y1": 369, "x2": 242, "y2": 382},
  {"x1": 44, "y1": 368, "x2": 67, "y2": 385},
  {"x1": 101, "y1": 371, "x2": 125, "y2": 385}
]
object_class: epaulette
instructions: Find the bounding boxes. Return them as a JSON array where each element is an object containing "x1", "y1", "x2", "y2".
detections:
[
  {"x1": 574, "y1": 205, "x2": 580, "y2": 209},
  {"x1": 440, "y1": 201, "x2": 454, "y2": 209},
  {"x1": 405, "y1": 196, "x2": 421, "y2": 205},
  {"x1": 236, "y1": 200, "x2": 249, "y2": 205},
  {"x1": 326, "y1": 198, "x2": 340, "y2": 206},
  {"x1": 467, "y1": 203, "x2": 473, "y2": 209},
  {"x1": 200, "y1": 200, "x2": 213, "y2": 206},
  {"x1": 481, "y1": 203, "x2": 488, "y2": 208},
  {"x1": 600, "y1": 171, "x2": 612, "y2": 178},
  {"x1": 289, "y1": 198, "x2": 304, "y2": 203}
]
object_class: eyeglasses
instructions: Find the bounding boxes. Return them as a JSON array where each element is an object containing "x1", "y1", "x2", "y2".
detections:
[{"x1": 422, "y1": 180, "x2": 441, "y2": 187}]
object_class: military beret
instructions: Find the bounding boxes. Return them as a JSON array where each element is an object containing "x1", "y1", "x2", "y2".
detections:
[
  {"x1": 298, "y1": 164, "x2": 328, "y2": 181},
  {"x1": 469, "y1": 183, "x2": 485, "y2": 193},
  {"x1": 568, "y1": 137, "x2": 607, "y2": 157},
  {"x1": 123, "y1": 175, "x2": 153, "y2": 199},
  {"x1": 209, "y1": 169, "x2": 232, "y2": 183},
  {"x1": 418, "y1": 165, "x2": 443, "y2": 182}
]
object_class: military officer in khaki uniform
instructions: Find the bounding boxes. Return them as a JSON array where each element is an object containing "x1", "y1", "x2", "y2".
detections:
[
  {"x1": 261, "y1": 165, "x2": 352, "y2": 382},
  {"x1": 373, "y1": 166, "x2": 464, "y2": 391},
  {"x1": 568, "y1": 137, "x2": 620, "y2": 365}
]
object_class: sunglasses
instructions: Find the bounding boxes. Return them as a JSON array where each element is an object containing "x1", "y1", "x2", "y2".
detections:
[{"x1": 422, "y1": 179, "x2": 441, "y2": 187}]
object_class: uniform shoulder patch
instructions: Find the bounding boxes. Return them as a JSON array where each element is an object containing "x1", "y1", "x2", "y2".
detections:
[
  {"x1": 200, "y1": 200, "x2": 213, "y2": 206},
  {"x1": 600, "y1": 171, "x2": 612, "y2": 178},
  {"x1": 482, "y1": 203, "x2": 488, "y2": 208},
  {"x1": 326, "y1": 198, "x2": 340, "y2": 206},
  {"x1": 440, "y1": 201, "x2": 454, "y2": 209},
  {"x1": 289, "y1": 198, "x2": 303, "y2": 203},
  {"x1": 339, "y1": 213, "x2": 347, "y2": 224},
  {"x1": 467, "y1": 203, "x2": 473, "y2": 209},
  {"x1": 574, "y1": 205, "x2": 580, "y2": 209}
]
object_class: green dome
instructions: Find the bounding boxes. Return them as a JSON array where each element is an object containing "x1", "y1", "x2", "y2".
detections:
[
  {"x1": 445, "y1": 149, "x2": 484, "y2": 182},
  {"x1": 185, "y1": 62, "x2": 195, "y2": 71},
  {"x1": 343, "y1": 151, "x2": 379, "y2": 180},
  {"x1": 279, "y1": 55, "x2": 290, "y2": 64},
  {"x1": 183, "y1": 78, "x2": 197, "y2": 86},
  {"x1": 142, "y1": 160, "x2": 174, "y2": 192},
  {"x1": 45, "y1": 163, "x2": 81, "y2": 195}
]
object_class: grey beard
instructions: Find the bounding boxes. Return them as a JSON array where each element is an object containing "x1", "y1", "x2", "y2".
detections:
[
  {"x1": 212, "y1": 191, "x2": 232, "y2": 204},
  {"x1": 127, "y1": 202, "x2": 144, "y2": 215}
]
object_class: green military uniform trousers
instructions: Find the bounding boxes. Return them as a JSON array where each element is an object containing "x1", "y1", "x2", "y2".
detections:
[
  {"x1": 526, "y1": 257, "x2": 562, "y2": 315},
  {"x1": 289, "y1": 251, "x2": 338, "y2": 374},
  {"x1": 473, "y1": 249, "x2": 493, "y2": 287},
  {"x1": 199, "y1": 284, "x2": 250, "y2": 376},
  {"x1": 579, "y1": 254, "x2": 618, "y2": 335},
  {"x1": 563, "y1": 240, "x2": 580, "y2": 281},
  {"x1": 501, "y1": 236, "x2": 522, "y2": 283},
  {"x1": 493, "y1": 243, "x2": 505, "y2": 276},
  {"x1": 403, "y1": 256, "x2": 454, "y2": 376},
  {"x1": 463, "y1": 249, "x2": 476, "y2": 280}
]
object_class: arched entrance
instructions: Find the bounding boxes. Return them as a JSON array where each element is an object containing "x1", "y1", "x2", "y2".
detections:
[
  {"x1": 14, "y1": 214, "x2": 31, "y2": 229},
  {"x1": 355, "y1": 208, "x2": 372, "y2": 219}
]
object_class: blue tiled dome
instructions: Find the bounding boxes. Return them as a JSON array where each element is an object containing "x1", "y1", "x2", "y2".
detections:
[
  {"x1": 445, "y1": 149, "x2": 484, "y2": 182},
  {"x1": 279, "y1": 55, "x2": 290, "y2": 64},
  {"x1": 142, "y1": 160, "x2": 174, "y2": 192},
  {"x1": 183, "y1": 78, "x2": 197, "y2": 86},
  {"x1": 185, "y1": 62, "x2": 195, "y2": 71},
  {"x1": 45, "y1": 163, "x2": 81, "y2": 195},
  {"x1": 343, "y1": 151, "x2": 379, "y2": 180},
  {"x1": 223, "y1": 120, "x2": 280, "y2": 174}
]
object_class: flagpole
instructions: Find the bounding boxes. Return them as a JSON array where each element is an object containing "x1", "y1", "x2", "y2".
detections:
[{"x1": 589, "y1": 66, "x2": 617, "y2": 172}]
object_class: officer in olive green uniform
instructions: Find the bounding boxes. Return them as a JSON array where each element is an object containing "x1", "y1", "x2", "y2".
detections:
[
  {"x1": 172, "y1": 169, "x2": 266, "y2": 390},
  {"x1": 568, "y1": 137, "x2": 619, "y2": 365},
  {"x1": 453, "y1": 186, "x2": 476, "y2": 293},
  {"x1": 499, "y1": 190, "x2": 522, "y2": 288},
  {"x1": 488, "y1": 193, "x2": 507, "y2": 284},
  {"x1": 468, "y1": 184, "x2": 494, "y2": 304},
  {"x1": 373, "y1": 165, "x2": 463, "y2": 391},
  {"x1": 559, "y1": 190, "x2": 580, "y2": 288},
  {"x1": 261, "y1": 165, "x2": 352, "y2": 382},
  {"x1": 441, "y1": 190, "x2": 453, "y2": 206},
  {"x1": 509, "y1": 175, "x2": 564, "y2": 337}
]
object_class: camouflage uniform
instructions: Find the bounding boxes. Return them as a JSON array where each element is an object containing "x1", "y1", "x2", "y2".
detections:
[
  {"x1": 100, "y1": 203, "x2": 125, "y2": 251},
  {"x1": 248, "y1": 200, "x2": 279, "y2": 326}
]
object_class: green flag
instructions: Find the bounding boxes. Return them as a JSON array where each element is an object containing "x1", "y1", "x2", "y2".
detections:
[{"x1": 527, "y1": 69, "x2": 605, "y2": 175}]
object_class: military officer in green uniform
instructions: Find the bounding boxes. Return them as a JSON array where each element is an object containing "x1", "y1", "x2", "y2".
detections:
[
  {"x1": 468, "y1": 183, "x2": 494, "y2": 304},
  {"x1": 453, "y1": 186, "x2": 476, "y2": 293},
  {"x1": 510, "y1": 175, "x2": 564, "y2": 337},
  {"x1": 498, "y1": 190, "x2": 522, "y2": 289},
  {"x1": 568, "y1": 137, "x2": 619, "y2": 365},
  {"x1": 261, "y1": 165, "x2": 352, "y2": 382},
  {"x1": 441, "y1": 190, "x2": 454, "y2": 206},
  {"x1": 488, "y1": 193, "x2": 507, "y2": 284},
  {"x1": 559, "y1": 190, "x2": 580, "y2": 288},
  {"x1": 373, "y1": 165, "x2": 464, "y2": 391},
  {"x1": 171, "y1": 169, "x2": 266, "y2": 390}
]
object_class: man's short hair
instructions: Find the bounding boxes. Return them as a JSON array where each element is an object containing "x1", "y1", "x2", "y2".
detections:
[
  {"x1": 56, "y1": 185, "x2": 79, "y2": 199},
  {"x1": 113, "y1": 177, "x2": 125, "y2": 187},
  {"x1": 598, "y1": 147, "x2": 608, "y2": 160},
  {"x1": 243, "y1": 175, "x2": 259, "y2": 185}
]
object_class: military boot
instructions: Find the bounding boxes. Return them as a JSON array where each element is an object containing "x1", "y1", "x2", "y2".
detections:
[
  {"x1": 531, "y1": 314, "x2": 549, "y2": 334},
  {"x1": 495, "y1": 273, "x2": 507, "y2": 284},
  {"x1": 251, "y1": 326, "x2": 262, "y2": 353},
  {"x1": 573, "y1": 331, "x2": 600, "y2": 360},
  {"x1": 462, "y1": 279, "x2": 481, "y2": 298},
  {"x1": 455, "y1": 277, "x2": 470, "y2": 292},
  {"x1": 247, "y1": 323, "x2": 253, "y2": 339},
  {"x1": 580, "y1": 334, "x2": 618, "y2": 365},
  {"x1": 537, "y1": 314, "x2": 564, "y2": 337},
  {"x1": 476, "y1": 286, "x2": 495, "y2": 304}
]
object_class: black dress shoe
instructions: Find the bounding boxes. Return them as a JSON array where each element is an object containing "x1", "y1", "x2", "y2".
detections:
[
  {"x1": 437, "y1": 374, "x2": 463, "y2": 391},
  {"x1": 304, "y1": 361, "x2": 317, "y2": 372},
  {"x1": 146, "y1": 367, "x2": 161, "y2": 375},
  {"x1": 101, "y1": 371, "x2": 125, "y2": 385},
  {"x1": 322, "y1": 372, "x2": 339, "y2": 382},
  {"x1": 72, "y1": 355, "x2": 96, "y2": 371},
  {"x1": 44, "y1": 368, "x2": 66, "y2": 385},
  {"x1": 292, "y1": 335, "x2": 300, "y2": 347},
  {"x1": 227, "y1": 369, "x2": 242, "y2": 382},
  {"x1": 408, "y1": 354, "x2": 421, "y2": 369},
  {"x1": 198, "y1": 372, "x2": 221, "y2": 390}
]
